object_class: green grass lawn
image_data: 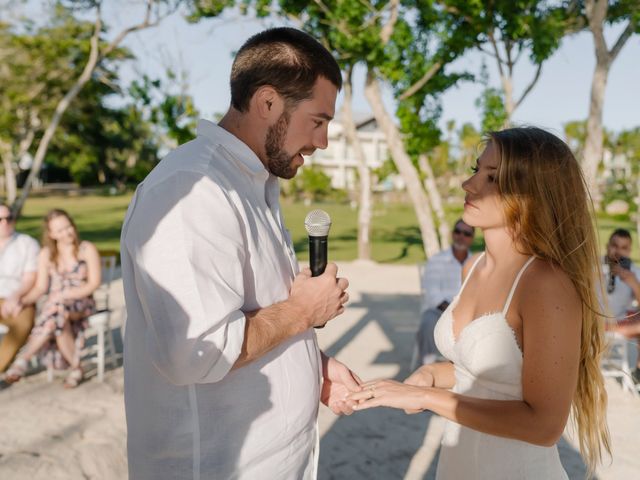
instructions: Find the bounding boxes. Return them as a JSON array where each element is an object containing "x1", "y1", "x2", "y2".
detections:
[{"x1": 15, "y1": 193, "x2": 639, "y2": 264}]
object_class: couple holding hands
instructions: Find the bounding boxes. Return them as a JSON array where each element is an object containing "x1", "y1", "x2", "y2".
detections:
[{"x1": 121, "y1": 28, "x2": 610, "y2": 479}]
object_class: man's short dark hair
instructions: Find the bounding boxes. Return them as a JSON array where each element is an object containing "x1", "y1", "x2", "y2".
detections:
[
  {"x1": 230, "y1": 27, "x2": 342, "y2": 112},
  {"x1": 610, "y1": 228, "x2": 632, "y2": 242}
]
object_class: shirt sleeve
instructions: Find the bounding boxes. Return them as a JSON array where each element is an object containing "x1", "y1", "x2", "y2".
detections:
[
  {"x1": 422, "y1": 255, "x2": 447, "y2": 310},
  {"x1": 23, "y1": 236, "x2": 40, "y2": 272},
  {"x1": 123, "y1": 172, "x2": 247, "y2": 385}
]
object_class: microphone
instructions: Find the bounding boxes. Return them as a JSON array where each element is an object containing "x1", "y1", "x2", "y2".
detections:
[{"x1": 304, "y1": 209, "x2": 331, "y2": 277}]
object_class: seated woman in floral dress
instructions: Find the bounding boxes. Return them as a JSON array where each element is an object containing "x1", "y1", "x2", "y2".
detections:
[{"x1": 5, "y1": 209, "x2": 101, "y2": 387}]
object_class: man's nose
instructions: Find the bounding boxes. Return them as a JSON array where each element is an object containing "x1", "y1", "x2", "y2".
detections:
[{"x1": 313, "y1": 126, "x2": 329, "y2": 149}]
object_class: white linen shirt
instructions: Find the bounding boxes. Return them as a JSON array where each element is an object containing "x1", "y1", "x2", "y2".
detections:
[
  {"x1": 121, "y1": 120, "x2": 322, "y2": 480},
  {"x1": 0, "y1": 232, "x2": 39, "y2": 298},
  {"x1": 420, "y1": 247, "x2": 470, "y2": 312}
]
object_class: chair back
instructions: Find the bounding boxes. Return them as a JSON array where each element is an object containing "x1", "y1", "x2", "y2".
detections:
[{"x1": 95, "y1": 251, "x2": 118, "y2": 312}]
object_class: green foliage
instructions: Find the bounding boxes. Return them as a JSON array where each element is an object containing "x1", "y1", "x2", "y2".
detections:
[
  {"x1": 476, "y1": 86, "x2": 507, "y2": 132},
  {"x1": 289, "y1": 165, "x2": 333, "y2": 201}
]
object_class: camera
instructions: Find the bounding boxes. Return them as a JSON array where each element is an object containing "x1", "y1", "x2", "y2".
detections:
[{"x1": 618, "y1": 256, "x2": 632, "y2": 270}]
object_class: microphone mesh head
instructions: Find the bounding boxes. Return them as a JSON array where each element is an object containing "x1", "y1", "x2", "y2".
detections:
[{"x1": 304, "y1": 209, "x2": 331, "y2": 237}]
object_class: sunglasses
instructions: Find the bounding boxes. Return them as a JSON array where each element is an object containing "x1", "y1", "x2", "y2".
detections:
[
  {"x1": 453, "y1": 227, "x2": 473, "y2": 238},
  {"x1": 0, "y1": 215, "x2": 13, "y2": 223}
]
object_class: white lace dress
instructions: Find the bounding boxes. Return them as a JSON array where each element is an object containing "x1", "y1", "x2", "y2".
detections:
[{"x1": 433, "y1": 254, "x2": 569, "y2": 479}]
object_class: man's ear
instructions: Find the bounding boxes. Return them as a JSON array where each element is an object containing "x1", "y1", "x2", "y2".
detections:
[{"x1": 252, "y1": 85, "x2": 284, "y2": 120}]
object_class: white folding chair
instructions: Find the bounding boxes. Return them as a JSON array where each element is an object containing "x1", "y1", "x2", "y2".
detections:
[
  {"x1": 83, "y1": 252, "x2": 120, "y2": 382},
  {"x1": 601, "y1": 328, "x2": 640, "y2": 397}
]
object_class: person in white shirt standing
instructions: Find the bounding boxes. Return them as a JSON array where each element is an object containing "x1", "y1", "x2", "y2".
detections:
[
  {"x1": 121, "y1": 28, "x2": 359, "y2": 480},
  {"x1": 415, "y1": 219, "x2": 474, "y2": 365},
  {"x1": 0, "y1": 202, "x2": 39, "y2": 375}
]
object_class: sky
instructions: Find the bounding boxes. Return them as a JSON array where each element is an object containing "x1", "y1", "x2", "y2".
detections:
[{"x1": 9, "y1": 1, "x2": 640, "y2": 139}]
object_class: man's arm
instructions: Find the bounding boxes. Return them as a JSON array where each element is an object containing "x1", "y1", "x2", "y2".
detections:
[
  {"x1": 233, "y1": 264, "x2": 349, "y2": 369},
  {"x1": 422, "y1": 258, "x2": 443, "y2": 310}
]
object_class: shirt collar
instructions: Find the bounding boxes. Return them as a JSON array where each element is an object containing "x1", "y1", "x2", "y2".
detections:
[{"x1": 196, "y1": 119, "x2": 268, "y2": 179}]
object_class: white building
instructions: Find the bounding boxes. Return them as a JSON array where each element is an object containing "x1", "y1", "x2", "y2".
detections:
[{"x1": 306, "y1": 116, "x2": 404, "y2": 191}]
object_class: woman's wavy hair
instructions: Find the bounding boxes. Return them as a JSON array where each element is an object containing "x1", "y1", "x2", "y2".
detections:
[
  {"x1": 42, "y1": 209, "x2": 79, "y2": 266},
  {"x1": 487, "y1": 126, "x2": 611, "y2": 474}
]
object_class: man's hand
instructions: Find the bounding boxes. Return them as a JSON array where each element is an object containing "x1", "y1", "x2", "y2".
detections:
[
  {"x1": 1, "y1": 295, "x2": 22, "y2": 319},
  {"x1": 320, "y1": 354, "x2": 362, "y2": 415},
  {"x1": 614, "y1": 265, "x2": 640, "y2": 289},
  {"x1": 289, "y1": 263, "x2": 349, "y2": 329}
]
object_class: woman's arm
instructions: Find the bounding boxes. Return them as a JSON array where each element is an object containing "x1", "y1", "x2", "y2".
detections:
[
  {"x1": 62, "y1": 242, "x2": 102, "y2": 301},
  {"x1": 352, "y1": 261, "x2": 582, "y2": 447},
  {"x1": 19, "y1": 249, "x2": 52, "y2": 306}
]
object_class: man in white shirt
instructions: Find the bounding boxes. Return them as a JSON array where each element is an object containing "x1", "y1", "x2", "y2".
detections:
[
  {"x1": 602, "y1": 229, "x2": 640, "y2": 384},
  {"x1": 121, "y1": 28, "x2": 359, "y2": 479},
  {"x1": 0, "y1": 203, "x2": 39, "y2": 374},
  {"x1": 415, "y1": 219, "x2": 474, "y2": 365}
]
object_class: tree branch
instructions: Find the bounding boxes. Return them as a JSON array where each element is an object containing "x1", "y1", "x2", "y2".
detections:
[
  {"x1": 514, "y1": 62, "x2": 542, "y2": 110},
  {"x1": 488, "y1": 30, "x2": 506, "y2": 78},
  {"x1": 609, "y1": 19, "x2": 635, "y2": 62},
  {"x1": 398, "y1": 61, "x2": 443, "y2": 101},
  {"x1": 380, "y1": 0, "x2": 400, "y2": 45}
]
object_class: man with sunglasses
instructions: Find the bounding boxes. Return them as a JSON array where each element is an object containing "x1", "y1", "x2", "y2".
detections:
[
  {"x1": 0, "y1": 203, "x2": 39, "y2": 376},
  {"x1": 415, "y1": 219, "x2": 475, "y2": 365}
]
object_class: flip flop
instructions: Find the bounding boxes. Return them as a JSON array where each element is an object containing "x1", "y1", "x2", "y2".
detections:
[
  {"x1": 63, "y1": 367, "x2": 83, "y2": 389},
  {"x1": 4, "y1": 358, "x2": 28, "y2": 384}
]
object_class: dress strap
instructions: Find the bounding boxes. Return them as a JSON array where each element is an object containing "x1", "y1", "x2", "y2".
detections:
[
  {"x1": 502, "y1": 256, "x2": 536, "y2": 315},
  {"x1": 458, "y1": 252, "x2": 485, "y2": 296}
]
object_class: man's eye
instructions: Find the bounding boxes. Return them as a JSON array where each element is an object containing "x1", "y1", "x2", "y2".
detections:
[
  {"x1": 314, "y1": 120, "x2": 323, "y2": 128},
  {"x1": 471, "y1": 165, "x2": 479, "y2": 173}
]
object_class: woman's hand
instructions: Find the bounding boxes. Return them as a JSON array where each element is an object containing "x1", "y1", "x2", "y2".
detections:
[{"x1": 348, "y1": 379, "x2": 431, "y2": 413}]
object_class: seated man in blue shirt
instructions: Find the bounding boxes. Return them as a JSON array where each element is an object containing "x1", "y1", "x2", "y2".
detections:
[{"x1": 415, "y1": 219, "x2": 474, "y2": 365}]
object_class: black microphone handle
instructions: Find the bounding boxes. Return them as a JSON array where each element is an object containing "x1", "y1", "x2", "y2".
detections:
[
  {"x1": 309, "y1": 235, "x2": 328, "y2": 277},
  {"x1": 309, "y1": 235, "x2": 328, "y2": 329}
]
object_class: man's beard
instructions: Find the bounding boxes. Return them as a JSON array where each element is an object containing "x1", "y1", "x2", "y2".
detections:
[{"x1": 264, "y1": 110, "x2": 298, "y2": 179}]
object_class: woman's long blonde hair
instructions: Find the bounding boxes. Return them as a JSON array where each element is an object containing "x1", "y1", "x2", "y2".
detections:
[
  {"x1": 488, "y1": 127, "x2": 610, "y2": 474},
  {"x1": 42, "y1": 209, "x2": 80, "y2": 266}
]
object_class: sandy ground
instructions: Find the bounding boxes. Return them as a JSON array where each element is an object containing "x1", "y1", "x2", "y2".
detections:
[{"x1": 0, "y1": 261, "x2": 638, "y2": 479}]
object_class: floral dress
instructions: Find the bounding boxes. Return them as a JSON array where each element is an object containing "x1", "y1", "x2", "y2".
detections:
[{"x1": 31, "y1": 259, "x2": 96, "y2": 369}]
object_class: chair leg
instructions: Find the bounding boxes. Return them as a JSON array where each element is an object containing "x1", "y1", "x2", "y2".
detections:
[
  {"x1": 97, "y1": 326, "x2": 105, "y2": 382},
  {"x1": 106, "y1": 323, "x2": 118, "y2": 369}
]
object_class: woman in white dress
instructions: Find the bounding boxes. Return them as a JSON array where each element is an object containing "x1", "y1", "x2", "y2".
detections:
[{"x1": 350, "y1": 127, "x2": 611, "y2": 478}]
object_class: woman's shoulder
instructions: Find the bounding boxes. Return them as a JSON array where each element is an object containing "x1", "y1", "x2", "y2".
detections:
[
  {"x1": 78, "y1": 241, "x2": 99, "y2": 258},
  {"x1": 518, "y1": 258, "x2": 580, "y2": 309}
]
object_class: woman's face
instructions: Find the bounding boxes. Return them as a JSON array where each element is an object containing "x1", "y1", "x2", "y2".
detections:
[
  {"x1": 48, "y1": 215, "x2": 76, "y2": 246},
  {"x1": 461, "y1": 142, "x2": 506, "y2": 231}
]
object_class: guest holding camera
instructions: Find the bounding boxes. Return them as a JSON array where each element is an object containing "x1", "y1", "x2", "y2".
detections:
[{"x1": 604, "y1": 228, "x2": 640, "y2": 385}]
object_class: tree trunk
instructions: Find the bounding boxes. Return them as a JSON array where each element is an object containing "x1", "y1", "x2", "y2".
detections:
[
  {"x1": 582, "y1": 0, "x2": 634, "y2": 207},
  {"x1": 582, "y1": 61, "x2": 608, "y2": 206},
  {"x1": 364, "y1": 70, "x2": 440, "y2": 258},
  {"x1": 419, "y1": 154, "x2": 449, "y2": 249},
  {"x1": 342, "y1": 69, "x2": 372, "y2": 261},
  {"x1": 500, "y1": 73, "x2": 514, "y2": 125},
  {"x1": 0, "y1": 152, "x2": 17, "y2": 205}
]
